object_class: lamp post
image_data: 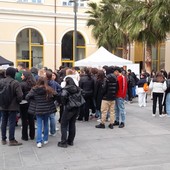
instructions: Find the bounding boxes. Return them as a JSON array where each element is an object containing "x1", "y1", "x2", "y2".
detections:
[
  {"x1": 70, "y1": 0, "x2": 78, "y2": 62},
  {"x1": 73, "y1": 0, "x2": 78, "y2": 62}
]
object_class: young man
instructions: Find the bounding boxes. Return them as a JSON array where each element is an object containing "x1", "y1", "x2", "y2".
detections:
[
  {"x1": 95, "y1": 66, "x2": 118, "y2": 129},
  {"x1": 0, "y1": 67, "x2": 23, "y2": 146},
  {"x1": 113, "y1": 67, "x2": 127, "y2": 128}
]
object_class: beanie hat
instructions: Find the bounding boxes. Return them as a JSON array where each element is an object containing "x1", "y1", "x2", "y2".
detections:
[
  {"x1": 6, "y1": 67, "x2": 17, "y2": 79},
  {"x1": 113, "y1": 66, "x2": 121, "y2": 73},
  {"x1": 105, "y1": 66, "x2": 114, "y2": 75}
]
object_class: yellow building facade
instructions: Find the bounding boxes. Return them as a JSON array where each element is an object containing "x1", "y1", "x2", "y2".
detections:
[{"x1": 0, "y1": 0, "x2": 170, "y2": 72}]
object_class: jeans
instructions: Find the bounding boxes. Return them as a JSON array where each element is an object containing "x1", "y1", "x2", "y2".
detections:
[
  {"x1": 1, "y1": 111, "x2": 17, "y2": 141},
  {"x1": 61, "y1": 107, "x2": 79, "y2": 143},
  {"x1": 166, "y1": 93, "x2": 170, "y2": 115},
  {"x1": 115, "y1": 98, "x2": 125, "y2": 123},
  {"x1": 49, "y1": 113, "x2": 56, "y2": 135},
  {"x1": 36, "y1": 114, "x2": 49, "y2": 143},
  {"x1": 0, "y1": 111, "x2": 2, "y2": 125}
]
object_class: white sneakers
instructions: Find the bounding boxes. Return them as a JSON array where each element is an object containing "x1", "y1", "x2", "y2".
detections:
[
  {"x1": 152, "y1": 114, "x2": 156, "y2": 117},
  {"x1": 37, "y1": 141, "x2": 48, "y2": 148},
  {"x1": 44, "y1": 141, "x2": 48, "y2": 145},
  {"x1": 37, "y1": 142, "x2": 42, "y2": 148}
]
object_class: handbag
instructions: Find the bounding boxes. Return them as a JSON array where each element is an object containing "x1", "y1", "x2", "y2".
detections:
[
  {"x1": 143, "y1": 83, "x2": 149, "y2": 92},
  {"x1": 66, "y1": 90, "x2": 86, "y2": 110}
]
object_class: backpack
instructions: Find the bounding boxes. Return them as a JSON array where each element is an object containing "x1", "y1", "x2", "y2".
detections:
[
  {"x1": 0, "y1": 79, "x2": 14, "y2": 108},
  {"x1": 143, "y1": 83, "x2": 149, "y2": 92}
]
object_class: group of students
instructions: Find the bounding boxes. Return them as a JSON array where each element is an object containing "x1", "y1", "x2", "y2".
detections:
[
  {"x1": 136, "y1": 69, "x2": 170, "y2": 117},
  {"x1": 0, "y1": 64, "x2": 129, "y2": 148}
]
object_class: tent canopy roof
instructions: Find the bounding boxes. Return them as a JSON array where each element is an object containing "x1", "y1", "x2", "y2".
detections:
[
  {"x1": 75, "y1": 46, "x2": 132, "y2": 67},
  {"x1": 0, "y1": 56, "x2": 14, "y2": 66}
]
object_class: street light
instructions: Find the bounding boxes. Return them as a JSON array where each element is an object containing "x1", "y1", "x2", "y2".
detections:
[
  {"x1": 69, "y1": 0, "x2": 87, "y2": 63},
  {"x1": 69, "y1": 0, "x2": 78, "y2": 63}
]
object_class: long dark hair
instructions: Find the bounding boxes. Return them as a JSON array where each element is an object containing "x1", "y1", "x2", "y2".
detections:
[
  {"x1": 35, "y1": 77, "x2": 55, "y2": 99},
  {"x1": 97, "y1": 70, "x2": 105, "y2": 82},
  {"x1": 22, "y1": 71, "x2": 36, "y2": 88}
]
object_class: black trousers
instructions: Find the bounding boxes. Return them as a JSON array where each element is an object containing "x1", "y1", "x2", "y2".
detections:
[
  {"x1": 78, "y1": 97, "x2": 93, "y2": 121},
  {"x1": 152, "y1": 92, "x2": 164, "y2": 115},
  {"x1": 61, "y1": 107, "x2": 80, "y2": 143},
  {"x1": 20, "y1": 103, "x2": 35, "y2": 140}
]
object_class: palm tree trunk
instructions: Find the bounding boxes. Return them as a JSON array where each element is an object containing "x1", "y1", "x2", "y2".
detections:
[{"x1": 145, "y1": 43, "x2": 152, "y2": 73}]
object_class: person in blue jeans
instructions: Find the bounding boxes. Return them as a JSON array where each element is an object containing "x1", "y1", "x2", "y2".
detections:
[
  {"x1": 113, "y1": 67, "x2": 127, "y2": 128},
  {"x1": 46, "y1": 71, "x2": 61, "y2": 136},
  {"x1": 26, "y1": 77, "x2": 57, "y2": 148}
]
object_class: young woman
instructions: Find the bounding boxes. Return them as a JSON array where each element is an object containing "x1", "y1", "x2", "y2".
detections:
[
  {"x1": 149, "y1": 72, "x2": 167, "y2": 117},
  {"x1": 137, "y1": 74, "x2": 147, "y2": 107},
  {"x1": 20, "y1": 71, "x2": 36, "y2": 141},
  {"x1": 58, "y1": 77, "x2": 81, "y2": 148},
  {"x1": 26, "y1": 77, "x2": 57, "y2": 148}
]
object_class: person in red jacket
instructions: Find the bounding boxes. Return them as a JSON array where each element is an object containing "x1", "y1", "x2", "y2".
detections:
[{"x1": 113, "y1": 67, "x2": 127, "y2": 128}]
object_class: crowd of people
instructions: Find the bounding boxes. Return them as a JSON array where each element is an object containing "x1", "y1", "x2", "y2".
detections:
[{"x1": 0, "y1": 63, "x2": 169, "y2": 148}]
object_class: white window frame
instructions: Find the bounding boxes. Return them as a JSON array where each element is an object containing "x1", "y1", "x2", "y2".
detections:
[{"x1": 17, "y1": 0, "x2": 44, "y2": 3}]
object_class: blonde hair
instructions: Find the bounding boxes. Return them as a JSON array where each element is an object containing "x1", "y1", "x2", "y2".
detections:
[
  {"x1": 66, "y1": 68, "x2": 74, "y2": 76},
  {"x1": 38, "y1": 69, "x2": 46, "y2": 77}
]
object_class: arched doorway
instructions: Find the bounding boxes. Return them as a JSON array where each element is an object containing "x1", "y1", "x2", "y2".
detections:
[
  {"x1": 61, "y1": 31, "x2": 85, "y2": 67},
  {"x1": 16, "y1": 28, "x2": 44, "y2": 69}
]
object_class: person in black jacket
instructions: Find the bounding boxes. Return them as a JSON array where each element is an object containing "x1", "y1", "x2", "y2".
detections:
[
  {"x1": 96, "y1": 66, "x2": 118, "y2": 129},
  {"x1": 0, "y1": 67, "x2": 23, "y2": 146},
  {"x1": 78, "y1": 67, "x2": 95, "y2": 121},
  {"x1": 94, "y1": 70, "x2": 105, "y2": 120},
  {"x1": 26, "y1": 77, "x2": 57, "y2": 148},
  {"x1": 58, "y1": 77, "x2": 81, "y2": 148},
  {"x1": 20, "y1": 71, "x2": 36, "y2": 141}
]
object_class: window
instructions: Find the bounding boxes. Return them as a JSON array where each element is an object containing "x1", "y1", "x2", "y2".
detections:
[
  {"x1": 17, "y1": 0, "x2": 43, "y2": 3},
  {"x1": 62, "y1": 0, "x2": 85, "y2": 7}
]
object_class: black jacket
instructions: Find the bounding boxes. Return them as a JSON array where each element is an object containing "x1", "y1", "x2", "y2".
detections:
[
  {"x1": 25, "y1": 86, "x2": 57, "y2": 115},
  {"x1": 137, "y1": 78, "x2": 146, "y2": 88},
  {"x1": 79, "y1": 75, "x2": 94, "y2": 98},
  {"x1": 0, "y1": 77, "x2": 23, "y2": 111},
  {"x1": 94, "y1": 79, "x2": 104, "y2": 110},
  {"x1": 102, "y1": 73, "x2": 118, "y2": 101}
]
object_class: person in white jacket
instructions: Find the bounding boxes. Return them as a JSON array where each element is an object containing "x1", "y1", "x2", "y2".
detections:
[{"x1": 149, "y1": 72, "x2": 167, "y2": 117}]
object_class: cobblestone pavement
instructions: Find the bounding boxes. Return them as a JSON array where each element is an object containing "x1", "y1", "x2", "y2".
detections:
[{"x1": 1, "y1": 97, "x2": 170, "y2": 170}]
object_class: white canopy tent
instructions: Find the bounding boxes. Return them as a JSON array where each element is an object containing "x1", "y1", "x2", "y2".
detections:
[
  {"x1": 75, "y1": 46, "x2": 140, "y2": 76},
  {"x1": 75, "y1": 46, "x2": 133, "y2": 67}
]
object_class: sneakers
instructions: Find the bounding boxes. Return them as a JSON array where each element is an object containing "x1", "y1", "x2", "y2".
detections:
[
  {"x1": 108, "y1": 124, "x2": 114, "y2": 129},
  {"x1": 1, "y1": 140, "x2": 7, "y2": 145},
  {"x1": 37, "y1": 142, "x2": 42, "y2": 148},
  {"x1": 113, "y1": 121, "x2": 119, "y2": 126},
  {"x1": 49, "y1": 132, "x2": 56, "y2": 136},
  {"x1": 67, "y1": 140, "x2": 74, "y2": 146},
  {"x1": 58, "y1": 141, "x2": 67, "y2": 148},
  {"x1": 159, "y1": 114, "x2": 163, "y2": 118},
  {"x1": 95, "y1": 123, "x2": 105, "y2": 129},
  {"x1": 119, "y1": 122, "x2": 125, "y2": 128},
  {"x1": 9, "y1": 140, "x2": 22, "y2": 146},
  {"x1": 152, "y1": 114, "x2": 156, "y2": 117},
  {"x1": 44, "y1": 141, "x2": 48, "y2": 145}
]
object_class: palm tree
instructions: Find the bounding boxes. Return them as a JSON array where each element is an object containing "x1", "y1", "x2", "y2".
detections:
[
  {"x1": 86, "y1": 0, "x2": 126, "y2": 53},
  {"x1": 122, "y1": 0, "x2": 170, "y2": 70}
]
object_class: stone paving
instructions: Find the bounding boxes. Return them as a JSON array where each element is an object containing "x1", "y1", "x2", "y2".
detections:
[{"x1": 1, "y1": 97, "x2": 170, "y2": 170}]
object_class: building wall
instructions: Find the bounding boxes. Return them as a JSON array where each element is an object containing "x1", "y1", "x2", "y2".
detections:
[{"x1": 0, "y1": 0, "x2": 98, "y2": 70}]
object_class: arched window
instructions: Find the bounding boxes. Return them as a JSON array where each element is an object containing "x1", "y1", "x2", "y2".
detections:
[
  {"x1": 16, "y1": 28, "x2": 44, "y2": 69},
  {"x1": 61, "y1": 31, "x2": 85, "y2": 67}
]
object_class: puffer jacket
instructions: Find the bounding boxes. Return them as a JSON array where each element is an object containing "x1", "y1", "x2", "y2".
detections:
[
  {"x1": 102, "y1": 73, "x2": 118, "y2": 101},
  {"x1": 79, "y1": 75, "x2": 94, "y2": 98},
  {"x1": 25, "y1": 86, "x2": 57, "y2": 115},
  {"x1": 0, "y1": 77, "x2": 23, "y2": 111}
]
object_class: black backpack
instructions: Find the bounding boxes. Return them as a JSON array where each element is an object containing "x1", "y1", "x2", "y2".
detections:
[{"x1": 0, "y1": 79, "x2": 14, "y2": 108}]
